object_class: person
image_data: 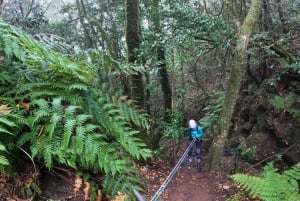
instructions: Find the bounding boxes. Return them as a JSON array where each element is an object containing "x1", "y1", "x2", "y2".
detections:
[{"x1": 187, "y1": 119, "x2": 203, "y2": 166}]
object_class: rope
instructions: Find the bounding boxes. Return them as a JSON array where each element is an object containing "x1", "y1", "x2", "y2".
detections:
[
  {"x1": 133, "y1": 189, "x2": 146, "y2": 201},
  {"x1": 149, "y1": 138, "x2": 196, "y2": 201}
]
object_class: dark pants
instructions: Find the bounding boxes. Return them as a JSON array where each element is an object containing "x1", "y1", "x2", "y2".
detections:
[{"x1": 188, "y1": 139, "x2": 202, "y2": 159}]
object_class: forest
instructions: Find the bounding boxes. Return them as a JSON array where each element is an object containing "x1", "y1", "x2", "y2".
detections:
[{"x1": 0, "y1": 0, "x2": 299, "y2": 201}]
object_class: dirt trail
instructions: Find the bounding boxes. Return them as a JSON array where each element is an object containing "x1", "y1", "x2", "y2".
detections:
[
  {"x1": 163, "y1": 167, "x2": 230, "y2": 201},
  {"x1": 144, "y1": 141, "x2": 234, "y2": 201}
]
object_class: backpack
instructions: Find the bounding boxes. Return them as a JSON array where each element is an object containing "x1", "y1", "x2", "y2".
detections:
[{"x1": 189, "y1": 125, "x2": 203, "y2": 139}]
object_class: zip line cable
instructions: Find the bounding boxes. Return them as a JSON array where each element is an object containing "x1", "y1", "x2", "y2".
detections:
[
  {"x1": 133, "y1": 138, "x2": 196, "y2": 201},
  {"x1": 149, "y1": 138, "x2": 196, "y2": 201}
]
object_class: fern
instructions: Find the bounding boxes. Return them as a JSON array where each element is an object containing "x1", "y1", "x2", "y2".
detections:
[
  {"x1": 1, "y1": 20, "x2": 153, "y2": 199},
  {"x1": 5, "y1": 23, "x2": 93, "y2": 83},
  {"x1": 102, "y1": 171, "x2": 144, "y2": 199},
  {"x1": 0, "y1": 109, "x2": 25, "y2": 171},
  {"x1": 62, "y1": 119, "x2": 76, "y2": 149},
  {"x1": 0, "y1": 117, "x2": 18, "y2": 135},
  {"x1": 269, "y1": 95, "x2": 285, "y2": 109},
  {"x1": 269, "y1": 92, "x2": 300, "y2": 120},
  {"x1": 12, "y1": 82, "x2": 86, "y2": 105},
  {"x1": 0, "y1": 143, "x2": 10, "y2": 170},
  {"x1": 231, "y1": 163, "x2": 300, "y2": 201}
]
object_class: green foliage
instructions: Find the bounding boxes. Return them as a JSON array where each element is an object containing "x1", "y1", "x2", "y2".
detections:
[
  {"x1": 0, "y1": 20, "x2": 152, "y2": 199},
  {"x1": 0, "y1": 108, "x2": 25, "y2": 172},
  {"x1": 161, "y1": 110, "x2": 185, "y2": 141},
  {"x1": 240, "y1": 146, "x2": 257, "y2": 163},
  {"x1": 20, "y1": 178, "x2": 42, "y2": 199},
  {"x1": 0, "y1": 20, "x2": 94, "y2": 83},
  {"x1": 269, "y1": 95, "x2": 285, "y2": 109},
  {"x1": 0, "y1": 143, "x2": 10, "y2": 170},
  {"x1": 199, "y1": 90, "x2": 225, "y2": 136},
  {"x1": 102, "y1": 171, "x2": 143, "y2": 198},
  {"x1": 155, "y1": 110, "x2": 185, "y2": 161},
  {"x1": 269, "y1": 92, "x2": 300, "y2": 120},
  {"x1": 231, "y1": 163, "x2": 300, "y2": 201}
]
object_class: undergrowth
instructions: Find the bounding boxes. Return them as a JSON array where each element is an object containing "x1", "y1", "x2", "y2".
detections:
[
  {"x1": 0, "y1": 20, "x2": 152, "y2": 200},
  {"x1": 230, "y1": 163, "x2": 300, "y2": 201}
]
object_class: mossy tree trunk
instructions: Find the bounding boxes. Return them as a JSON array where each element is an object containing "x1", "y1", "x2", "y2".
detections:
[
  {"x1": 153, "y1": 0, "x2": 172, "y2": 121},
  {"x1": 158, "y1": 47, "x2": 172, "y2": 121},
  {"x1": 125, "y1": 0, "x2": 145, "y2": 106},
  {"x1": 208, "y1": 0, "x2": 263, "y2": 171},
  {"x1": 150, "y1": 0, "x2": 173, "y2": 149}
]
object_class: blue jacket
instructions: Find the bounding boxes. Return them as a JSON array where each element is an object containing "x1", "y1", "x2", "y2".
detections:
[{"x1": 189, "y1": 125, "x2": 203, "y2": 139}]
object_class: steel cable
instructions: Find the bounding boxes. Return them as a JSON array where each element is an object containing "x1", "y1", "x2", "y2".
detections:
[{"x1": 149, "y1": 138, "x2": 196, "y2": 201}]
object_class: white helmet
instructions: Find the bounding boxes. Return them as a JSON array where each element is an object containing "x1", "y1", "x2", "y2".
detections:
[{"x1": 189, "y1": 119, "x2": 197, "y2": 129}]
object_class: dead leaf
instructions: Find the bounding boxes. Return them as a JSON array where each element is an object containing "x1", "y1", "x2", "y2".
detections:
[
  {"x1": 0, "y1": 104, "x2": 11, "y2": 116},
  {"x1": 96, "y1": 190, "x2": 102, "y2": 201},
  {"x1": 18, "y1": 101, "x2": 30, "y2": 110},
  {"x1": 73, "y1": 176, "x2": 82, "y2": 197},
  {"x1": 83, "y1": 181, "x2": 90, "y2": 200}
]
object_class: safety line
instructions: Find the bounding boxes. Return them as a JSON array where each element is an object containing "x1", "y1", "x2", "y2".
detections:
[{"x1": 149, "y1": 138, "x2": 196, "y2": 201}]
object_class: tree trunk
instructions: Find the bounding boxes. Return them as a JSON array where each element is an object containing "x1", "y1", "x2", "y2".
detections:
[
  {"x1": 75, "y1": 0, "x2": 94, "y2": 48},
  {"x1": 125, "y1": 0, "x2": 144, "y2": 106},
  {"x1": 208, "y1": 0, "x2": 263, "y2": 171},
  {"x1": 153, "y1": 0, "x2": 172, "y2": 121},
  {"x1": 148, "y1": 0, "x2": 173, "y2": 149},
  {"x1": 158, "y1": 47, "x2": 172, "y2": 120}
]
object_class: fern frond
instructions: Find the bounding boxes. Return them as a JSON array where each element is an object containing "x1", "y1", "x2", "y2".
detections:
[
  {"x1": 82, "y1": 133, "x2": 98, "y2": 168},
  {"x1": 97, "y1": 145, "x2": 129, "y2": 176},
  {"x1": 282, "y1": 163, "x2": 300, "y2": 191},
  {"x1": 14, "y1": 82, "x2": 84, "y2": 105},
  {"x1": 76, "y1": 114, "x2": 93, "y2": 125},
  {"x1": 109, "y1": 121, "x2": 152, "y2": 160},
  {"x1": 68, "y1": 83, "x2": 89, "y2": 91},
  {"x1": 27, "y1": 110, "x2": 49, "y2": 128},
  {"x1": 102, "y1": 173, "x2": 143, "y2": 199},
  {"x1": 231, "y1": 163, "x2": 300, "y2": 201},
  {"x1": 0, "y1": 155, "x2": 9, "y2": 166},
  {"x1": 74, "y1": 126, "x2": 86, "y2": 154},
  {"x1": 62, "y1": 119, "x2": 76, "y2": 149},
  {"x1": 118, "y1": 100, "x2": 148, "y2": 128},
  {"x1": 0, "y1": 21, "x2": 95, "y2": 83},
  {"x1": 65, "y1": 106, "x2": 81, "y2": 116},
  {"x1": 0, "y1": 118, "x2": 17, "y2": 135},
  {"x1": 43, "y1": 143, "x2": 53, "y2": 168},
  {"x1": 0, "y1": 143, "x2": 9, "y2": 167},
  {"x1": 84, "y1": 124, "x2": 98, "y2": 133},
  {"x1": 283, "y1": 163, "x2": 300, "y2": 180},
  {"x1": 45, "y1": 123, "x2": 56, "y2": 141},
  {"x1": 17, "y1": 131, "x2": 36, "y2": 147},
  {"x1": 0, "y1": 116, "x2": 18, "y2": 128},
  {"x1": 0, "y1": 30, "x2": 25, "y2": 62}
]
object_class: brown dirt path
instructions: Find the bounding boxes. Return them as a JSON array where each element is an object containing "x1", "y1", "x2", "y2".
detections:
[
  {"x1": 143, "y1": 165, "x2": 232, "y2": 201},
  {"x1": 163, "y1": 167, "x2": 231, "y2": 201},
  {"x1": 142, "y1": 140, "x2": 235, "y2": 201}
]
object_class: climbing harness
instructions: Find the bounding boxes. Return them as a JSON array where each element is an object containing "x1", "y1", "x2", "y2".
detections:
[{"x1": 134, "y1": 138, "x2": 197, "y2": 201}]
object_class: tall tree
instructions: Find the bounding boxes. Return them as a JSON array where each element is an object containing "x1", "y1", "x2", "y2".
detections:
[
  {"x1": 125, "y1": 0, "x2": 145, "y2": 106},
  {"x1": 146, "y1": 0, "x2": 173, "y2": 149},
  {"x1": 153, "y1": 0, "x2": 172, "y2": 121},
  {"x1": 208, "y1": 0, "x2": 264, "y2": 170}
]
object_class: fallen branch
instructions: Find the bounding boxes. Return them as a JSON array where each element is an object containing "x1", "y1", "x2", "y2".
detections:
[{"x1": 244, "y1": 144, "x2": 296, "y2": 173}]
